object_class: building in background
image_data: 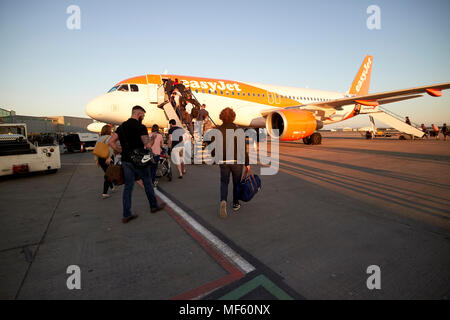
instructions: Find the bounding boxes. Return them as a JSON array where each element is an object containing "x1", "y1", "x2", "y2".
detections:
[{"x1": 0, "y1": 108, "x2": 93, "y2": 134}]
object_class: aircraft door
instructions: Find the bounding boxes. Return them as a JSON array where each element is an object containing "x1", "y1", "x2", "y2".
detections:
[
  {"x1": 148, "y1": 84, "x2": 158, "y2": 104},
  {"x1": 146, "y1": 74, "x2": 164, "y2": 105}
]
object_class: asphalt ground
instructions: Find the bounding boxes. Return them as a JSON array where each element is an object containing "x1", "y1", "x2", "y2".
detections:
[{"x1": 0, "y1": 133, "x2": 449, "y2": 300}]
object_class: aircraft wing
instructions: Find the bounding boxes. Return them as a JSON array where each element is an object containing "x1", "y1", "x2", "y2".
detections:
[
  {"x1": 260, "y1": 83, "x2": 449, "y2": 117},
  {"x1": 300, "y1": 82, "x2": 450, "y2": 109}
]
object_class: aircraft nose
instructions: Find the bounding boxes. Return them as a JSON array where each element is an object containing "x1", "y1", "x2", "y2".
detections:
[{"x1": 85, "y1": 96, "x2": 103, "y2": 119}]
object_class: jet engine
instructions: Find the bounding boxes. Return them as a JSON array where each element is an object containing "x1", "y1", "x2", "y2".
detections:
[{"x1": 265, "y1": 109, "x2": 323, "y2": 141}]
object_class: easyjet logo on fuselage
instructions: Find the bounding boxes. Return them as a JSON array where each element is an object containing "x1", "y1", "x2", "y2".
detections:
[
  {"x1": 356, "y1": 57, "x2": 372, "y2": 93},
  {"x1": 179, "y1": 79, "x2": 242, "y2": 92}
]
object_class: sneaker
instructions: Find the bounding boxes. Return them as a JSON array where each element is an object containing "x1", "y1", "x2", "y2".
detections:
[
  {"x1": 151, "y1": 202, "x2": 166, "y2": 214},
  {"x1": 122, "y1": 214, "x2": 138, "y2": 224},
  {"x1": 232, "y1": 203, "x2": 241, "y2": 212},
  {"x1": 220, "y1": 201, "x2": 227, "y2": 219},
  {"x1": 102, "y1": 194, "x2": 110, "y2": 199}
]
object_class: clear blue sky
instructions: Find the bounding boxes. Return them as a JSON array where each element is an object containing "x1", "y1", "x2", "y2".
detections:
[{"x1": 0, "y1": 0, "x2": 449, "y2": 128}]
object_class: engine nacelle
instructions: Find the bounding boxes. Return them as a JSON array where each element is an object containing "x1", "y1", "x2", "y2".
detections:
[{"x1": 266, "y1": 109, "x2": 322, "y2": 141}]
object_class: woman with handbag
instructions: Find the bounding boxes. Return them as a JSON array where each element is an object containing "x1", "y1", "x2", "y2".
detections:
[{"x1": 94, "y1": 125, "x2": 115, "y2": 199}]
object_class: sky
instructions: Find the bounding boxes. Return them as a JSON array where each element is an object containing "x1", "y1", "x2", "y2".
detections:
[{"x1": 0, "y1": 0, "x2": 449, "y2": 128}]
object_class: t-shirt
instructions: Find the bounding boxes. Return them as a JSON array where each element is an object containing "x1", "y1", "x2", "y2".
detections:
[
  {"x1": 197, "y1": 109, "x2": 209, "y2": 121},
  {"x1": 185, "y1": 103, "x2": 193, "y2": 114},
  {"x1": 168, "y1": 126, "x2": 184, "y2": 149},
  {"x1": 116, "y1": 118, "x2": 148, "y2": 162},
  {"x1": 149, "y1": 132, "x2": 163, "y2": 155}
]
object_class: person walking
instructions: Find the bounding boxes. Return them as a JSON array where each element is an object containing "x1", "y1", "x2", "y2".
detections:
[
  {"x1": 108, "y1": 106, "x2": 166, "y2": 224},
  {"x1": 168, "y1": 119, "x2": 186, "y2": 179},
  {"x1": 421, "y1": 124, "x2": 428, "y2": 139},
  {"x1": 442, "y1": 123, "x2": 448, "y2": 141},
  {"x1": 95, "y1": 125, "x2": 115, "y2": 199},
  {"x1": 432, "y1": 124, "x2": 440, "y2": 140},
  {"x1": 149, "y1": 124, "x2": 164, "y2": 187},
  {"x1": 215, "y1": 107, "x2": 250, "y2": 219},
  {"x1": 195, "y1": 104, "x2": 209, "y2": 135}
]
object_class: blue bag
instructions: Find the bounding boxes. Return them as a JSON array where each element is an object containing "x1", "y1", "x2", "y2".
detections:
[{"x1": 238, "y1": 174, "x2": 262, "y2": 202}]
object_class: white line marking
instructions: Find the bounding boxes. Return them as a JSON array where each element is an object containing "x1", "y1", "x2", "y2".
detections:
[{"x1": 156, "y1": 190, "x2": 256, "y2": 274}]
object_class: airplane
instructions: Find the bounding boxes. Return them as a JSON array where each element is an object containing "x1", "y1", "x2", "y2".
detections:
[{"x1": 85, "y1": 55, "x2": 450, "y2": 144}]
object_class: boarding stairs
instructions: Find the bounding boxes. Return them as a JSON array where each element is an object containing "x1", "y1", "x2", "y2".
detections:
[
  {"x1": 158, "y1": 81, "x2": 216, "y2": 163},
  {"x1": 369, "y1": 107, "x2": 425, "y2": 138}
]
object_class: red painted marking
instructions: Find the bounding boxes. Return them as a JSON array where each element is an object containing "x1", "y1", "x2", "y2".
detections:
[{"x1": 156, "y1": 196, "x2": 245, "y2": 300}]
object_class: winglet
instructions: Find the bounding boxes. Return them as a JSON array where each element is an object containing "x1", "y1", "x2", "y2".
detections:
[{"x1": 349, "y1": 55, "x2": 373, "y2": 96}]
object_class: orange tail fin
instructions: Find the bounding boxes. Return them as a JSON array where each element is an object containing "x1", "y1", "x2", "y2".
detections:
[{"x1": 349, "y1": 55, "x2": 373, "y2": 95}]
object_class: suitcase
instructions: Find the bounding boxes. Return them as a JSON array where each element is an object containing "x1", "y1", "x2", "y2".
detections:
[{"x1": 238, "y1": 174, "x2": 262, "y2": 202}]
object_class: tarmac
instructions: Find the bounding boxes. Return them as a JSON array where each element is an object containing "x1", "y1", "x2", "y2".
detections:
[{"x1": 1, "y1": 132, "x2": 449, "y2": 300}]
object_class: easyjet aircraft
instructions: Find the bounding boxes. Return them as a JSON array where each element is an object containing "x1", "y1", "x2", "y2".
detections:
[{"x1": 85, "y1": 55, "x2": 450, "y2": 144}]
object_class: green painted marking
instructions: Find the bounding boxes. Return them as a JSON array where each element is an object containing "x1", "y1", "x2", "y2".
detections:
[{"x1": 219, "y1": 275, "x2": 294, "y2": 300}]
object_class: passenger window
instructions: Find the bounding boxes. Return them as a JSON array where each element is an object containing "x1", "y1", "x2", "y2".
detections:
[
  {"x1": 232, "y1": 92, "x2": 235, "y2": 95},
  {"x1": 130, "y1": 84, "x2": 138, "y2": 92},
  {"x1": 118, "y1": 84, "x2": 129, "y2": 92}
]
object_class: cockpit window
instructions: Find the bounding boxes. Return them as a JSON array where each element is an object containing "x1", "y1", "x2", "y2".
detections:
[
  {"x1": 130, "y1": 84, "x2": 139, "y2": 92},
  {"x1": 108, "y1": 85, "x2": 119, "y2": 93},
  {"x1": 118, "y1": 84, "x2": 129, "y2": 92}
]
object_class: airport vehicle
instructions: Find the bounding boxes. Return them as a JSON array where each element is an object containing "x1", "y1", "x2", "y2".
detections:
[
  {"x1": 85, "y1": 55, "x2": 450, "y2": 145},
  {"x1": 0, "y1": 123, "x2": 61, "y2": 176},
  {"x1": 63, "y1": 132, "x2": 98, "y2": 152}
]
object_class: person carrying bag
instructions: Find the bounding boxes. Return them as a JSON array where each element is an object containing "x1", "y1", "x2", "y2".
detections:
[
  {"x1": 94, "y1": 125, "x2": 116, "y2": 198},
  {"x1": 107, "y1": 106, "x2": 165, "y2": 224}
]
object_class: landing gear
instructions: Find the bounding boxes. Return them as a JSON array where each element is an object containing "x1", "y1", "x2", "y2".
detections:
[{"x1": 303, "y1": 132, "x2": 322, "y2": 145}]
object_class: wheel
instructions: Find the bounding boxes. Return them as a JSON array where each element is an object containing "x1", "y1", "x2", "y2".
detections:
[
  {"x1": 399, "y1": 135, "x2": 407, "y2": 140},
  {"x1": 47, "y1": 169, "x2": 58, "y2": 174},
  {"x1": 303, "y1": 133, "x2": 322, "y2": 145}
]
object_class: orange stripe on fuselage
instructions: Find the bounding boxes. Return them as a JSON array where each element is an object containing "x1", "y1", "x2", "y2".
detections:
[
  {"x1": 117, "y1": 74, "x2": 303, "y2": 108},
  {"x1": 115, "y1": 75, "x2": 148, "y2": 85}
]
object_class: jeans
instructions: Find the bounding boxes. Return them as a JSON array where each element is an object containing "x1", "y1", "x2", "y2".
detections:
[
  {"x1": 122, "y1": 161, "x2": 158, "y2": 218},
  {"x1": 220, "y1": 164, "x2": 243, "y2": 205},
  {"x1": 150, "y1": 155, "x2": 160, "y2": 184}
]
